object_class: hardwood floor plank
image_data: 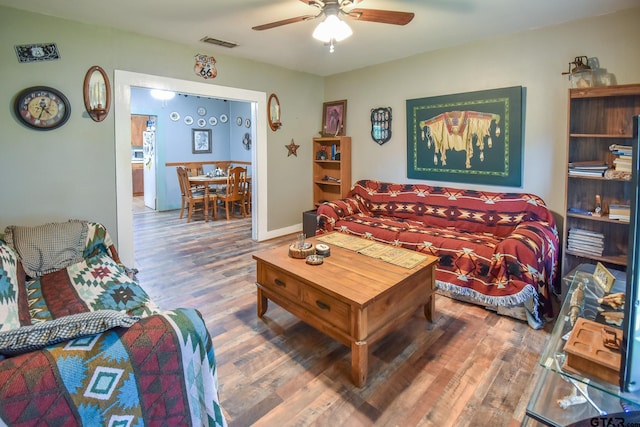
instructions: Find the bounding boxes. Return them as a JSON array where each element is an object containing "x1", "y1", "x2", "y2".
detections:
[{"x1": 133, "y1": 209, "x2": 551, "y2": 426}]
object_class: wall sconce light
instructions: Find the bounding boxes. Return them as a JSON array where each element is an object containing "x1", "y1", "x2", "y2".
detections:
[
  {"x1": 562, "y1": 56, "x2": 594, "y2": 88},
  {"x1": 83, "y1": 65, "x2": 111, "y2": 122},
  {"x1": 268, "y1": 93, "x2": 282, "y2": 131}
]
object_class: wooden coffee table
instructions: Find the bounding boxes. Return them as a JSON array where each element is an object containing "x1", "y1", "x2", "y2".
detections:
[{"x1": 253, "y1": 233, "x2": 438, "y2": 387}]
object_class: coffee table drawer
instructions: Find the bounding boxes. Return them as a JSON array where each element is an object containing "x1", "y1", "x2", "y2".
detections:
[
  {"x1": 300, "y1": 287, "x2": 350, "y2": 333},
  {"x1": 260, "y1": 266, "x2": 301, "y2": 298}
]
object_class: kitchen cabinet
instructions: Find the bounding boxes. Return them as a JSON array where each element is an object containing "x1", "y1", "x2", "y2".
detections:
[
  {"x1": 132, "y1": 163, "x2": 144, "y2": 196},
  {"x1": 131, "y1": 115, "x2": 151, "y2": 147}
]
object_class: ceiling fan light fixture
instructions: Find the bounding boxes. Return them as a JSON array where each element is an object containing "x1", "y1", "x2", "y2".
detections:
[{"x1": 312, "y1": 14, "x2": 352, "y2": 43}]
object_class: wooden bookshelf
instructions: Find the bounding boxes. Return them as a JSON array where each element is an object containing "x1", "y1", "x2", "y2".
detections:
[
  {"x1": 562, "y1": 84, "x2": 640, "y2": 279},
  {"x1": 312, "y1": 136, "x2": 351, "y2": 208}
]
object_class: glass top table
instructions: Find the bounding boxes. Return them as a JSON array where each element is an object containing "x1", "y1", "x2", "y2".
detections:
[{"x1": 526, "y1": 263, "x2": 640, "y2": 426}]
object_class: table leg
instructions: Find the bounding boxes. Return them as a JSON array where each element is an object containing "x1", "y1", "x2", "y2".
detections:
[
  {"x1": 204, "y1": 187, "x2": 209, "y2": 222},
  {"x1": 423, "y1": 293, "x2": 436, "y2": 323},
  {"x1": 351, "y1": 340, "x2": 368, "y2": 387},
  {"x1": 257, "y1": 287, "x2": 268, "y2": 317}
]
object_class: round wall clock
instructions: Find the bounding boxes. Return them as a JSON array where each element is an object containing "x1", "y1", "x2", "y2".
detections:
[
  {"x1": 236, "y1": 116, "x2": 243, "y2": 126},
  {"x1": 197, "y1": 106, "x2": 206, "y2": 116},
  {"x1": 169, "y1": 111, "x2": 180, "y2": 121},
  {"x1": 184, "y1": 115, "x2": 194, "y2": 125},
  {"x1": 209, "y1": 116, "x2": 218, "y2": 126},
  {"x1": 14, "y1": 86, "x2": 71, "y2": 130},
  {"x1": 220, "y1": 114, "x2": 228, "y2": 123},
  {"x1": 197, "y1": 118, "x2": 206, "y2": 127}
]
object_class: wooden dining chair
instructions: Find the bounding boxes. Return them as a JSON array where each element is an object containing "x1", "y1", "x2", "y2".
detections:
[
  {"x1": 176, "y1": 166, "x2": 215, "y2": 222},
  {"x1": 183, "y1": 162, "x2": 204, "y2": 177},
  {"x1": 216, "y1": 166, "x2": 247, "y2": 220},
  {"x1": 182, "y1": 162, "x2": 206, "y2": 191}
]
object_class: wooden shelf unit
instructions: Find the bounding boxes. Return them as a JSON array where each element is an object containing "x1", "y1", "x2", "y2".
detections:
[
  {"x1": 312, "y1": 136, "x2": 351, "y2": 208},
  {"x1": 562, "y1": 84, "x2": 640, "y2": 278}
]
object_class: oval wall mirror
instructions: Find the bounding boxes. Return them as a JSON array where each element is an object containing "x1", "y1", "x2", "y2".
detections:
[
  {"x1": 268, "y1": 93, "x2": 282, "y2": 131},
  {"x1": 83, "y1": 65, "x2": 111, "y2": 122}
]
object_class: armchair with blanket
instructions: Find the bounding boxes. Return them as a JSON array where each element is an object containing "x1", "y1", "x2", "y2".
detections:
[{"x1": 0, "y1": 220, "x2": 227, "y2": 426}]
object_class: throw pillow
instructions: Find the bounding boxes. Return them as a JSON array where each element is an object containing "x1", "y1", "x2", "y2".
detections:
[
  {"x1": 0, "y1": 310, "x2": 140, "y2": 356},
  {"x1": 4, "y1": 220, "x2": 88, "y2": 278},
  {"x1": 27, "y1": 252, "x2": 159, "y2": 323}
]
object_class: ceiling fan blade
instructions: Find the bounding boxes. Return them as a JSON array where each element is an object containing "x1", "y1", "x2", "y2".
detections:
[
  {"x1": 252, "y1": 15, "x2": 316, "y2": 31},
  {"x1": 347, "y1": 8, "x2": 414, "y2": 25}
]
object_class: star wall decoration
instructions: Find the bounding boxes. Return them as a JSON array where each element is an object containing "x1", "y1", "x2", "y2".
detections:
[{"x1": 286, "y1": 139, "x2": 300, "y2": 157}]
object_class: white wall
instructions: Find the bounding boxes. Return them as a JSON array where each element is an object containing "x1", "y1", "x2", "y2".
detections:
[{"x1": 325, "y1": 8, "x2": 640, "y2": 219}]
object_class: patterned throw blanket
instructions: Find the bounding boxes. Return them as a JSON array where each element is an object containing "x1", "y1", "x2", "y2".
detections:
[
  {"x1": 0, "y1": 221, "x2": 227, "y2": 426},
  {"x1": 0, "y1": 308, "x2": 226, "y2": 426},
  {"x1": 317, "y1": 180, "x2": 560, "y2": 328}
]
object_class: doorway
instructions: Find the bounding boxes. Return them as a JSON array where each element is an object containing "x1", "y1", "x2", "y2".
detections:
[{"x1": 114, "y1": 71, "x2": 269, "y2": 266}]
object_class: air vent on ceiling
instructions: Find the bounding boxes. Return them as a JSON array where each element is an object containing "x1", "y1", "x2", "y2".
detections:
[{"x1": 200, "y1": 37, "x2": 238, "y2": 48}]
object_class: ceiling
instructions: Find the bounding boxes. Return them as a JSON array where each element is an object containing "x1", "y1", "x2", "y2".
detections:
[{"x1": 2, "y1": 0, "x2": 638, "y2": 76}]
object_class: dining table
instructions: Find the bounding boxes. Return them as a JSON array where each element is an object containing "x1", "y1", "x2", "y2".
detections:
[{"x1": 188, "y1": 175, "x2": 251, "y2": 221}]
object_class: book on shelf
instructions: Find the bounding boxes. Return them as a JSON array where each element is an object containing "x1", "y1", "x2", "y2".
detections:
[
  {"x1": 609, "y1": 144, "x2": 633, "y2": 155},
  {"x1": 609, "y1": 204, "x2": 631, "y2": 221},
  {"x1": 568, "y1": 169, "x2": 605, "y2": 177},
  {"x1": 569, "y1": 228, "x2": 605, "y2": 238},
  {"x1": 567, "y1": 244, "x2": 604, "y2": 256},
  {"x1": 568, "y1": 234, "x2": 605, "y2": 245},
  {"x1": 567, "y1": 232, "x2": 604, "y2": 253},
  {"x1": 568, "y1": 160, "x2": 609, "y2": 170},
  {"x1": 613, "y1": 157, "x2": 632, "y2": 172}
]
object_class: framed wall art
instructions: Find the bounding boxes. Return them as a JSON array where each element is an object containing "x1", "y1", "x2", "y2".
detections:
[
  {"x1": 322, "y1": 99, "x2": 347, "y2": 137},
  {"x1": 192, "y1": 129, "x2": 212, "y2": 154},
  {"x1": 406, "y1": 86, "x2": 524, "y2": 187}
]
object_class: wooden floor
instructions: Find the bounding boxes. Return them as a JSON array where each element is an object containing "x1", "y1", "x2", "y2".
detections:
[{"x1": 132, "y1": 208, "x2": 552, "y2": 427}]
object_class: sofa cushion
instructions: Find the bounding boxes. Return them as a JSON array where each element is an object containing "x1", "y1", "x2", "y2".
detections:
[
  {"x1": 0, "y1": 310, "x2": 139, "y2": 356},
  {"x1": 4, "y1": 220, "x2": 88, "y2": 278},
  {"x1": 0, "y1": 242, "x2": 30, "y2": 332}
]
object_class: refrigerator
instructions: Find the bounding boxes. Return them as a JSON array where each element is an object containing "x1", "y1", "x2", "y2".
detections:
[{"x1": 143, "y1": 120, "x2": 156, "y2": 210}]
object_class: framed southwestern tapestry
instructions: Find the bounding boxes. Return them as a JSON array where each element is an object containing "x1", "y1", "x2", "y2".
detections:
[{"x1": 406, "y1": 86, "x2": 524, "y2": 187}]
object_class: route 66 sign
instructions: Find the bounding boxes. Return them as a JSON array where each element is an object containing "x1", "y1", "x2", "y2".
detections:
[
  {"x1": 371, "y1": 107, "x2": 392, "y2": 145},
  {"x1": 194, "y1": 54, "x2": 217, "y2": 79}
]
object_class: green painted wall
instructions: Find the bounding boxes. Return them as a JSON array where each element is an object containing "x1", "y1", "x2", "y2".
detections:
[{"x1": 0, "y1": 6, "x2": 323, "y2": 246}]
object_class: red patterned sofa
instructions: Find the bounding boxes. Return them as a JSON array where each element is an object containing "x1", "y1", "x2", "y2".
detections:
[{"x1": 316, "y1": 180, "x2": 559, "y2": 329}]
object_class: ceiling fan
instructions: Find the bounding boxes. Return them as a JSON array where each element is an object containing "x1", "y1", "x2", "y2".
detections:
[{"x1": 252, "y1": 0, "x2": 414, "y2": 51}]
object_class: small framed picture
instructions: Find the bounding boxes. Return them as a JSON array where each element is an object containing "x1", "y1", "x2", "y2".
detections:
[
  {"x1": 322, "y1": 99, "x2": 347, "y2": 137},
  {"x1": 192, "y1": 129, "x2": 212, "y2": 154},
  {"x1": 593, "y1": 262, "x2": 616, "y2": 293}
]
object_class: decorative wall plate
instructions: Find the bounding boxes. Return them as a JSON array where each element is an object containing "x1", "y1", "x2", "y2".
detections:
[
  {"x1": 170, "y1": 111, "x2": 180, "y2": 121},
  {"x1": 209, "y1": 116, "x2": 218, "y2": 126},
  {"x1": 245, "y1": 118, "x2": 251, "y2": 128},
  {"x1": 236, "y1": 116, "x2": 243, "y2": 126},
  {"x1": 220, "y1": 114, "x2": 228, "y2": 123},
  {"x1": 197, "y1": 106, "x2": 206, "y2": 116},
  {"x1": 184, "y1": 115, "x2": 194, "y2": 125},
  {"x1": 197, "y1": 118, "x2": 206, "y2": 127}
]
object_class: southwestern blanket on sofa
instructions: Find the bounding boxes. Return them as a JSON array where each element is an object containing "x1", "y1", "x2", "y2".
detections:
[
  {"x1": 0, "y1": 221, "x2": 226, "y2": 426},
  {"x1": 317, "y1": 180, "x2": 559, "y2": 328}
]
